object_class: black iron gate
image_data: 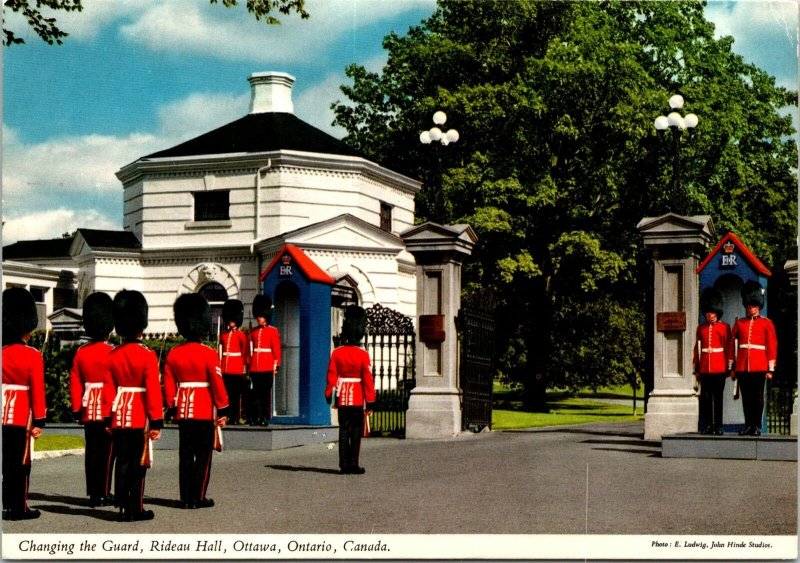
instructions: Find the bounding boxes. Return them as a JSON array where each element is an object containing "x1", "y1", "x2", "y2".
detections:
[
  {"x1": 458, "y1": 292, "x2": 496, "y2": 432},
  {"x1": 363, "y1": 304, "x2": 416, "y2": 437}
]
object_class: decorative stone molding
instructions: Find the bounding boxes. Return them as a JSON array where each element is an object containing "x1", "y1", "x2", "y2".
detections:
[{"x1": 179, "y1": 262, "x2": 240, "y2": 297}]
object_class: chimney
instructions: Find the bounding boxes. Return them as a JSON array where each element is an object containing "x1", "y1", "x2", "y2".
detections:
[{"x1": 248, "y1": 71, "x2": 295, "y2": 114}]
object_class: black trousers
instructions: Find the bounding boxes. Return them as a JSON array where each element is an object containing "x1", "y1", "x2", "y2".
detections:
[
  {"x1": 698, "y1": 373, "x2": 726, "y2": 429},
  {"x1": 223, "y1": 375, "x2": 248, "y2": 422},
  {"x1": 113, "y1": 429, "x2": 147, "y2": 513},
  {"x1": 2, "y1": 425, "x2": 31, "y2": 513},
  {"x1": 737, "y1": 372, "x2": 767, "y2": 430},
  {"x1": 84, "y1": 422, "x2": 115, "y2": 499},
  {"x1": 338, "y1": 407, "x2": 364, "y2": 470},
  {"x1": 177, "y1": 420, "x2": 214, "y2": 503},
  {"x1": 249, "y1": 372, "x2": 274, "y2": 422}
]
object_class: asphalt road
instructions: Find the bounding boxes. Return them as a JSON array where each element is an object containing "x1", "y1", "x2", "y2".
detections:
[{"x1": 3, "y1": 421, "x2": 795, "y2": 538}]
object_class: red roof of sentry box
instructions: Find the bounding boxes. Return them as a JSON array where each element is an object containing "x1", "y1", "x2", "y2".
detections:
[
  {"x1": 696, "y1": 232, "x2": 771, "y2": 276},
  {"x1": 259, "y1": 244, "x2": 335, "y2": 284}
]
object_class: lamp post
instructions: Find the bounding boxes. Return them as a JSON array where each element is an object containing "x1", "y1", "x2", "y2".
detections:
[
  {"x1": 654, "y1": 94, "x2": 698, "y2": 215},
  {"x1": 420, "y1": 111, "x2": 459, "y2": 222}
]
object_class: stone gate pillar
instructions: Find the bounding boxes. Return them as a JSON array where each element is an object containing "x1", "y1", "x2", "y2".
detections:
[
  {"x1": 401, "y1": 222, "x2": 477, "y2": 438},
  {"x1": 637, "y1": 214, "x2": 716, "y2": 440}
]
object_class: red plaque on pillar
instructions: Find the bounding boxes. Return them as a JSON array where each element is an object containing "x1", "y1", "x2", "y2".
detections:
[
  {"x1": 419, "y1": 314, "x2": 445, "y2": 343},
  {"x1": 656, "y1": 312, "x2": 686, "y2": 332}
]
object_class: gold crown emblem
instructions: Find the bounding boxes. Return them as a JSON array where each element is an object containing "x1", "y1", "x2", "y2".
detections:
[
  {"x1": 723, "y1": 241, "x2": 735, "y2": 254},
  {"x1": 281, "y1": 254, "x2": 292, "y2": 265}
]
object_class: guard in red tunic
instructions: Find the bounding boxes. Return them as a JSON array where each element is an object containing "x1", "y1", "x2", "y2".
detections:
[
  {"x1": 2, "y1": 288, "x2": 47, "y2": 521},
  {"x1": 164, "y1": 293, "x2": 229, "y2": 509},
  {"x1": 248, "y1": 295, "x2": 281, "y2": 426},
  {"x1": 692, "y1": 288, "x2": 730, "y2": 435},
  {"x1": 219, "y1": 299, "x2": 249, "y2": 425},
  {"x1": 325, "y1": 306, "x2": 376, "y2": 474},
  {"x1": 108, "y1": 290, "x2": 163, "y2": 521},
  {"x1": 728, "y1": 280, "x2": 778, "y2": 436},
  {"x1": 69, "y1": 292, "x2": 117, "y2": 507}
]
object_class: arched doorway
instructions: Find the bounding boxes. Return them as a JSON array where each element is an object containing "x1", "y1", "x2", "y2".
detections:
[
  {"x1": 198, "y1": 282, "x2": 228, "y2": 338},
  {"x1": 273, "y1": 281, "x2": 300, "y2": 417}
]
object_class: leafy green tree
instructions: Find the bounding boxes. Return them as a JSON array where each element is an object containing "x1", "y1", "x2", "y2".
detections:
[
  {"x1": 3, "y1": 0, "x2": 308, "y2": 46},
  {"x1": 332, "y1": 0, "x2": 797, "y2": 405}
]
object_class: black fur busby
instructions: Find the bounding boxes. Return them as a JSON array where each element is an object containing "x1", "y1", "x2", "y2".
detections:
[
  {"x1": 700, "y1": 287, "x2": 724, "y2": 319},
  {"x1": 741, "y1": 280, "x2": 765, "y2": 308},
  {"x1": 112, "y1": 290, "x2": 148, "y2": 339},
  {"x1": 2, "y1": 287, "x2": 38, "y2": 343},
  {"x1": 341, "y1": 305, "x2": 367, "y2": 345},
  {"x1": 174, "y1": 293, "x2": 211, "y2": 341},
  {"x1": 252, "y1": 294, "x2": 273, "y2": 323},
  {"x1": 82, "y1": 292, "x2": 114, "y2": 340},
  {"x1": 222, "y1": 299, "x2": 244, "y2": 327}
]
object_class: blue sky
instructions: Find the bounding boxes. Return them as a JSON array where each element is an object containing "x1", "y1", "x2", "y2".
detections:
[{"x1": 1, "y1": 0, "x2": 797, "y2": 244}]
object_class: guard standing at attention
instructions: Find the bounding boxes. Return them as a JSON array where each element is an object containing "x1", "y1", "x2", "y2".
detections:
[
  {"x1": 164, "y1": 293, "x2": 229, "y2": 509},
  {"x1": 325, "y1": 306, "x2": 376, "y2": 474},
  {"x1": 108, "y1": 290, "x2": 163, "y2": 521},
  {"x1": 728, "y1": 280, "x2": 778, "y2": 436},
  {"x1": 219, "y1": 299, "x2": 249, "y2": 425},
  {"x1": 692, "y1": 287, "x2": 730, "y2": 435},
  {"x1": 248, "y1": 295, "x2": 281, "y2": 426},
  {"x1": 69, "y1": 292, "x2": 117, "y2": 507},
  {"x1": 2, "y1": 287, "x2": 47, "y2": 521}
]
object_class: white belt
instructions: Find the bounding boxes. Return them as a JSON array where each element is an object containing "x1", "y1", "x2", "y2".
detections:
[
  {"x1": 178, "y1": 382, "x2": 210, "y2": 388},
  {"x1": 112, "y1": 387, "x2": 146, "y2": 411},
  {"x1": 701, "y1": 347, "x2": 724, "y2": 353},
  {"x1": 253, "y1": 348, "x2": 272, "y2": 353},
  {"x1": 82, "y1": 382, "x2": 105, "y2": 407},
  {"x1": 222, "y1": 352, "x2": 241, "y2": 357},
  {"x1": 2, "y1": 384, "x2": 30, "y2": 392},
  {"x1": 338, "y1": 378, "x2": 361, "y2": 383},
  {"x1": 740, "y1": 344, "x2": 766, "y2": 350}
]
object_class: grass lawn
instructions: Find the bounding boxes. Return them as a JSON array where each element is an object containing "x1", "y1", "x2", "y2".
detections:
[
  {"x1": 35, "y1": 434, "x2": 85, "y2": 451},
  {"x1": 492, "y1": 380, "x2": 644, "y2": 430}
]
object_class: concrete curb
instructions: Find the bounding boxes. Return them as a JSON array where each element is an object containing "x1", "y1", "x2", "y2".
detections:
[{"x1": 32, "y1": 448, "x2": 84, "y2": 460}]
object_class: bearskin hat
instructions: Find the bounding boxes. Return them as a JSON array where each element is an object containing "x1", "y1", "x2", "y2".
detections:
[
  {"x1": 221, "y1": 299, "x2": 244, "y2": 327},
  {"x1": 174, "y1": 293, "x2": 211, "y2": 341},
  {"x1": 2, "y1": 287, "x2": 38, "y2": 342},
  {"x1": 741, "y1": 280, "x2": 765, "y2": 308},
  {"x1": 82, "y1": 292, "x2": 114, "y2": 340},
  {"x1": 253, "y1": 294, "x2": 273, "y2": 323},
  {"x1": 700, "y1": 287, "x2": 724, "y2": 319},
  {"x1": 112, "y1": 290, "x2": 148, "y2": 339},
  {"x1": 341, "y1": 305, "x2": 367, "y2": 344}
]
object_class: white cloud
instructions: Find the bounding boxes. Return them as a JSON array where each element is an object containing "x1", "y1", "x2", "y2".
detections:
[
  {"x1": 705, "y1": 0, "x2": 798, "y2": 90},
  {"x1": 156, "y1": 92, "x2": 250, "y2": 142},
  {"x1": 295, "y1": 73, "x2": 351, "y2": 137},
  {"x1": 117, "y1": 0, "x2": 434, "y2": 63},
  {"x1": 2, "y1": 208, "x2": 118, "y2": 244}
]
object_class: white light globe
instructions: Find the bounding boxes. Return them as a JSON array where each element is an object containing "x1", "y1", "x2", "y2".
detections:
[
  {"x1": 429, "y1": 127, "x2": 443, "y2": 141},
  {"x1": 446, "y1": 129, "x2": 460, "y2": 143},
  {"x1": 654, "y1": 116, "x2": 669, "y2": 130},
  {"x1": 420, "y1": 131, "x2": 432, "y2": 144},
  {"x1": 667, "y1": 112, "x2": 682, "y2": 127},
  {"x1": 440, "y1": 136, "x2": 450, "y2": 146},
  {"x1": 433, "y1": 111, "x2": 447, "y2": 125},
  {"x1": 684, "y1": 113, "x2": 699, "y2": 128},
  {"x1": 668, "y1": 94, "x2": 684, "y2": 109}
]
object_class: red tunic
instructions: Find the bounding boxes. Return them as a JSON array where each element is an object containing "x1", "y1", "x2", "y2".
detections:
[
  {"x1": 108, "y1": 342, "x2": 163, "y2": 429},
  {"x1": 69, "y1": 341, "x2": 116, "y2": 422},
  {"x1": 325, "y1": 346, "x2": 376, "y2": 408},
  {"x1": 164, "y1": 342, "x2": 229, "y2": 420},
  {"x1": 729, "y1": 315, "x2": 778, "y2": 373},
  {"x1": 693, "y1": 321, "x2": 731, "y2": 374},
  {"x1": 219, "y1": 328, "x2": 250, "y2": 375},
  {"x1": 249, "y1": 326, "x2": 281, "y2": 373},
  {"x1": 2, "y1": 343, "x2": 47, "y2": 427}
]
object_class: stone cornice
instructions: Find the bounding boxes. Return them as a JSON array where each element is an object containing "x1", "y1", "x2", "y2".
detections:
[{"x1": 116, "y1": 150, "x2": 421, "y2": 195}]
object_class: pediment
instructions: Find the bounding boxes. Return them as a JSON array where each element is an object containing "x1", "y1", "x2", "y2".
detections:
[
  {"x1": 281, "y1": 214, "x2": 405, "y2": 253},
  {"x1": 636, "y1": 213, "x2": 715, "y2": 236}
]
